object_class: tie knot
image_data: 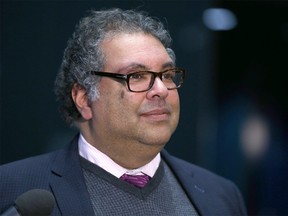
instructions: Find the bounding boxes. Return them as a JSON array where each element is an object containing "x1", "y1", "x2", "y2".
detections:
[{"x1": 120, "y1": 173, "x2": 151, "y2": 188}]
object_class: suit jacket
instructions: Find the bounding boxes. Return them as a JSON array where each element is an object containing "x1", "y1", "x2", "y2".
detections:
[{"x1": 0, "y1": 135, "x2": 247, "y2": 215}]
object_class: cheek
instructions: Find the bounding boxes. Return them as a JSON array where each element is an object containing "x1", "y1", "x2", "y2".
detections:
[{"x1": 169, "y1": 91, "x2": 180, "y2": 106}]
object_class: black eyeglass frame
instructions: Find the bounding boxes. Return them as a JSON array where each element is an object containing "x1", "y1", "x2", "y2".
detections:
[{"x1": 90, "y1": 67, "x2": 185, "y2": 92}]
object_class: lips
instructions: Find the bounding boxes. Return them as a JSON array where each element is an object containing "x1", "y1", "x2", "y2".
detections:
[
  {"x1": 140, "y1": 108, "x2": 170, "y2": 121},
  {"x1": 142, "y1": 109, "x2": 169, "y2": 115}
]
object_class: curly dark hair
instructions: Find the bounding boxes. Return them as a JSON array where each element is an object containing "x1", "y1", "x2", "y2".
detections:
[{"x1": 54, "y1": 8, "x2": 176, "y2": 125}]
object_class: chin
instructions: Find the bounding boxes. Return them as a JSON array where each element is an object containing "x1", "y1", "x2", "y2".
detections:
[
  {"x1": 142, "y1": 133, "x2": 172, "y2": 147},
  {"x1": 137, "y1": 123, "x2": 176, "y2": 145}
]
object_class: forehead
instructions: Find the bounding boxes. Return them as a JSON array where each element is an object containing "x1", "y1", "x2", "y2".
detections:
[{"x1": 101, "y1": 33, "x2": 173, "y2": 71}]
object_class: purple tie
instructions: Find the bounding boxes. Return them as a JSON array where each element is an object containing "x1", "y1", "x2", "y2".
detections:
[{"x1": 120, "y1": 173, "x2": 151, "y2": 188}]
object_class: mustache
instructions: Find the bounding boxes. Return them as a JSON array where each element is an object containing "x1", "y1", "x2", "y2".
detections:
[{"x1": 138, "y1": 101, "x2": 173, "y2": 115}]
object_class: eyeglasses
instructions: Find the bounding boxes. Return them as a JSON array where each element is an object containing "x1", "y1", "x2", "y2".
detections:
[{"x1": 91, "y1": 68, "x2": 185, "y2": 92}]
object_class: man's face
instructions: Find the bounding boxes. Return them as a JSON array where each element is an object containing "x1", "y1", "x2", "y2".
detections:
[{"x1": 87, "y1": 33, "x2": 180, "y2": 153}]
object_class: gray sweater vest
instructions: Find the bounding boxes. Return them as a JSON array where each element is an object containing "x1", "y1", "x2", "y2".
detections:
[{"x1": 80, "y1": 157, "x2": 199, "y2": 215}]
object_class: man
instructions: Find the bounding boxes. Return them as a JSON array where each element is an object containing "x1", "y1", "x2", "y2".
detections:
[{"x1": 0, "y1": 8, "x2": 247, "y2": 215}]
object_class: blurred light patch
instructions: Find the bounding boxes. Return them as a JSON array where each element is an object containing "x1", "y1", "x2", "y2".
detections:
[
  {"x1": 240, "y1": 115, "x2": 270, "y2": 162},
  {"x1": 203, "y1": 8, "x2": 237, "y2": 31}
]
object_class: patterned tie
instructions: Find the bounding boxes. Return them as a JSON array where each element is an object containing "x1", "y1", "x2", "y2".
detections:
[{"x1": 120, "y1": 173, "x2": 151, "y2": 188}]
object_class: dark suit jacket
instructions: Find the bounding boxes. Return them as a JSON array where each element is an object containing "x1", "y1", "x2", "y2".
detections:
[{"x1": 0, "y1": 135, "x2": 247, "y2": 215}]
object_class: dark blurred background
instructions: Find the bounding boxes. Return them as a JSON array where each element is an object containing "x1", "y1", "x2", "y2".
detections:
[{"x1": 1, "y1": 1, "x2": 287, "y2": 215}]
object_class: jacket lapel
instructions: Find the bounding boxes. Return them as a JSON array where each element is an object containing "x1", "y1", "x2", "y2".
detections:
[
  {"x1": 49, "y1": 135, "x2": 95, "y2": 216},
  {"x1": 161, "y1": 150, "x2": 210, "y2": 216}
]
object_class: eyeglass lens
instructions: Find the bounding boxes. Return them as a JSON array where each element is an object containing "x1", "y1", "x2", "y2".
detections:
[{"x1": 128, "y1": 70, "x2": 183, "y2": 92}]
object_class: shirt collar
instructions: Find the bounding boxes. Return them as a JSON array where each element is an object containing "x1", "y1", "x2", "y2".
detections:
[{"x1": 78, "y1": 134, "x2": 160, "y2": 178}]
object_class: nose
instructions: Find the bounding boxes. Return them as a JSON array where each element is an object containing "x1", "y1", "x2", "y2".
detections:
[{"x1": 146, "y1": 77, "x2": 169, "y2": 99}]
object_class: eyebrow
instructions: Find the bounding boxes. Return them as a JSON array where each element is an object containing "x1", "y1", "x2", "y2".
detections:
[
  {"x1": 118, "y1": 62, "x2": 175, "y2": 73},
  {"x1": 162, "y1": 62, "x2": 175, "y2": 69}
]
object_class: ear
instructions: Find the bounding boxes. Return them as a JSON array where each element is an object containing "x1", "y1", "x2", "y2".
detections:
[{"x1": 71, "y1": 83, "x2": 93, "y2": 120}]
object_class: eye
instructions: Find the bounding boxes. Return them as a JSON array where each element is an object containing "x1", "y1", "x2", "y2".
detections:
[
  {"x1": 163, "y1": 71, "x2": 175, "y2": 80},
  {"x1": 129, "y1": 72, "x2": 150, "y2": 82},
  {"x1": 130, "y1": 73, "x2": 143, "y2": 79}
]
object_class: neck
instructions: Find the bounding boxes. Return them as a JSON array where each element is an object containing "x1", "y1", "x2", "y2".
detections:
[
  {"x1": 80, "y1": 134, "x2": 164, "y2": 170},
  {"x1": 106, "y1": 143, "x2": 163, "y2": 169}
]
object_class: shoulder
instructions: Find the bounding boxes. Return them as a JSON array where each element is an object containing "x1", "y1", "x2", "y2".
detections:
[
  {"x1": 0, "y1": 135, "x2": 79, "y2": 177},
  {"x1": 0, "y1": 150, "x2": 61, "y2": 194},
  {"x1": 161, "y1": 149, "x2": 227, "y2": 181},
  {"x1": 0, "y1": 135, "x2": 79, "y2": 188},
  {"x1": 1, "y1": 151, "x2": 57, "y2": 174},
  {"x1": 162, "y1": 150, "x2": 239, "y2": 191}
]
